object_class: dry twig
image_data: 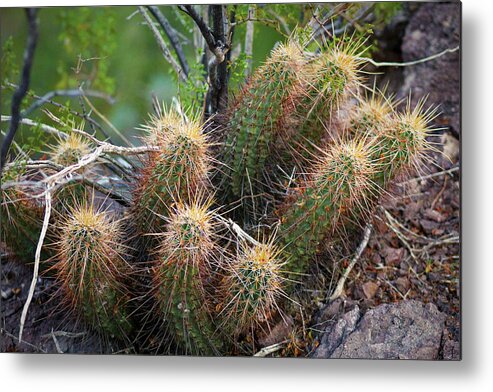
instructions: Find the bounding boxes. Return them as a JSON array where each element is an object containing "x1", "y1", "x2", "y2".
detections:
[{"x1": 329, "y1": 223, "x2": 373, "y2": 301}]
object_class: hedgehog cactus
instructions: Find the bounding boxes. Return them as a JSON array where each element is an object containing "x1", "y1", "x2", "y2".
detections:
[
  {"x1": 348, "y1": 89, "x2": 396, "y2": 137},
  {"x1": 279, "y1": 40, "x2": 365, "y2": 168},
  {"x1": 132, "y1": 106, "x2": 210, "y2": 240},
  {"x1": 371, "y1": 100, "x2": 436, "y2": 187},
  {"x1": 219, "y1": 238, "x2": 286, "y2": 338},
  {"x1": 278, "y1": 139, "x2": 377, "y2": 276},
  {"x1": 152, "y1": 200, "x2": 224, "y2": 355},
  {"x1": 54, "y1": 202, "x2": 132, "y2": 339},
  {"x1": 49, "y1": 132, "x2": 93, "y2": 211},
  {"x1": 1, "y1": 166, "x2": 46, "y2": 263},
  {"x1": 50, "y1": 132, "x2": 91, "y2": 167},
  {"x1": 222, "y1": 38, "x2": 306, "y2": 203}
]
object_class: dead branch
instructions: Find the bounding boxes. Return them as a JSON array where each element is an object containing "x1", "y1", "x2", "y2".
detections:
[
  {"x1": 1, "y1": 8, "x2": 39, "y2": 173},
  {"x1": 19, "y1": 186, "x2": 51, "y2": 342},
  {"x1": 329, "y1": 223, "x2": 373, "y2": 301},
  {"x1": 22, "y1": 88, "x2": 115, "y2": 117},
  {"x1": 1, "y1": 115, "x2": 68, "y2": 140},
  {"x1": 138, "y1": 6, "x2": 187, "y2": 82},
  {"x1": 147, "y1": 5, "x2": 189, "y2": 77},
  {"x1": 360, "y1": 46, "x2": 460, "y2": 67}
]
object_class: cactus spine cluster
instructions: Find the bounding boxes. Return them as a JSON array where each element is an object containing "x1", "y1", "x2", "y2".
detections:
[
  {"x1": 49, "y1": 132, "x2": 93, "y2": 211},
  {"x1": 133, "y1": 106, "x2": 210, "y2": 241},
  {"x1": 219, "y1": 239, "x2": 286, "y2": 338},
  {"x1": 54, "y1": 202, "x2": 132, "y2": 339},
  {"x1": 152, "y1": 200, "x2": 223, "y2": 355}
]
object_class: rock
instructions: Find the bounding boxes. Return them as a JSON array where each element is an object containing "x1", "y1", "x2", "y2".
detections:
[
  {"x1": 399, "y1": 3, "x2": 460, "y2": 138},
  {"x1": 312, "y1": 300, "x2": 447, "y2": 359},
  {"x1": 312, "y1": 306, "x2": 361, "y2": 359},
  {"x1": 420, "y1": 219, "x2": 439, "y2": 234},
  {"x1": 258, "y1": 316, "x2": 294, "y2": 347},
  {"x1": 442, "y1": 338, "x2": 461, "y2": 361},
  {"x1": 396, "y1": 277, "x2": 411, "y2": 293},
  {"x1": 424, "y1": 208, "x2": 447, "y2": 223},
  {"x1": 362, "y1": 281, "x2": 379, "y2": 299},
  {"x1": 383, "y1": 247, "x2": 406, "y2": 267}
]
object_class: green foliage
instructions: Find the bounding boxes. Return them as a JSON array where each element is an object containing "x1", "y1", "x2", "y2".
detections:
[
  {"x1": 1, "y1": 36, "x2": 18, "y2": 84},
  {"x1": 373, "y1": 2, "x2": 402, "y2": 25},
  {"x1": 177, "y1": 60, "x2": 208, "y2": 109},
  {"x1": 57, "y1": 7, "x2": 117, "y2": 93}
]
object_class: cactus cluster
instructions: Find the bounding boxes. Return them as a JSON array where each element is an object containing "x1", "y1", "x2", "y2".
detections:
[{"x1": 2, "y1": 33, "x2": 438, "y2": 355}]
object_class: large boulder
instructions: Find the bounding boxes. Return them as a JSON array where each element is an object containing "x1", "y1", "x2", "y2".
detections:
[{"x1": 312, "y1": 300, "x2": 452, "y2": 360}]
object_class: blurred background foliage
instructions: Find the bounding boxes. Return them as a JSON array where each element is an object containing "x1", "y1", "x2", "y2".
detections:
[{"x1": 0, "y1": 3, "x2": 401, "y2": 152}]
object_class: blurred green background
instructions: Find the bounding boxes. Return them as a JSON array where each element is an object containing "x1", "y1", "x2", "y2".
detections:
[{"x1": 0, "y1": 5, "x2": 286, "y2": 145}]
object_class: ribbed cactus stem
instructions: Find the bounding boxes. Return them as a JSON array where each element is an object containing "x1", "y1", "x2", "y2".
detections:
[
  {"x1": 219, "y1": 239, "x2": 286, "y2": 338},
  {"x1": 223, "y1": 39, "x2": 305, "y2": 201},
  {"x1": 49, "y1": 132, "x2": 92, "y2": 210},
  {"x1": 55, "y1": 203, "x2": 132, "y2": 339},
  {"x1": 1, "y1": 162, "x2": 51, "y2": 263},
  {"x1": 153, "y1": 201, "x2": 224, "y2": 355},
  {"x1": 133, "y1": 106, "x2": 210, "y2": 240},
  {"x1": 279, "y1": 139, "x2": 376, "y2": 276},
  {"x1": 283, "y1": 41, "x2": 365, "y2": 164}
]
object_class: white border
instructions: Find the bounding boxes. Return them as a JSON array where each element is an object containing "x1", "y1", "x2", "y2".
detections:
[{"x1": 2, "y1": 1, "x2": 492, "y2": 391}]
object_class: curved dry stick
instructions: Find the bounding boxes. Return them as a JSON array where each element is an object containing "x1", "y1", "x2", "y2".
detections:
[
  {"x1": 359, "y1": 46, "x2": 459, "y2": 67},
  {"x1": 329, "y1": 223, "x2": 373, "y2": 301},
  {"x1": 19, "y1": 187, "x2": 52, "y2": 342}
]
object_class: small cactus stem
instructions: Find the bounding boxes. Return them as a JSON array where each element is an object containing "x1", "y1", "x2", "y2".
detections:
[
  {"x1": 223, "y1": 38, "x2": 306, "y2": 201},
  {"x1": 55, "y1": 201, "x2": 133, "y2": 339},
  {"x1": 339, "y1": 97, "x2": 437, "y2": 231},
  {"x1": 219, "y1": 237, "x2": 287, "y2": 338},
  {"x1": 284, "y1": 39, "x2": 366, "y2": 164},
  {"x1": 369, "y1": 98, "x2": 438, "y2": 189},
  {"x1": 278, "y1": 138, "x2": 377, "y2": 276},
  {"x1": 132, "y1": 105, "x2": 211, "y2": 241},
  {"x1": 349, "y1": 89, "x2": 397, "y2": 138},
  {"x1": 1, "y1": 162, "x2": 50, "y2": 263},
  {"x1": 153, "y1": 200, "x2": 224, "y2": 355},
  {"x1": 48, "y1": 131, "x2": 93, "y2": 210}
]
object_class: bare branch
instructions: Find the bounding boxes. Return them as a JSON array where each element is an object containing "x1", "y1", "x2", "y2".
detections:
[
  {"x1": 19, "y1": 187, "x2": 52, "y2": 342},
  {"x1": 329, "y1": 223, "x2": 373, "y2": 301},
  {"x1": 179, "y1": 5, "x2": 224, "y2": 63},
  {"x1": 138, "y1": 6, "x2": 187, "y2": 82},
  {"x1": 244, "y1": 6, "x2": 255, "y2": 77},
  {"x1": 22, "y1": 88, "x2": 115, "y2": 117},
  {"x1": 360, "y1": 46, "x2": 460, "y2": 67},
  {"x1": 1, "y1": 8, "x2": 39, "y2": 173},
  {"x1": 1, "y1": 115, "x2": 68, "y2": 139},
  {"x1": 147, "y1": 5, "x2": 189, "y2": 77}
]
